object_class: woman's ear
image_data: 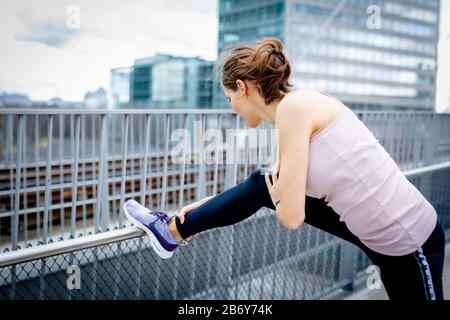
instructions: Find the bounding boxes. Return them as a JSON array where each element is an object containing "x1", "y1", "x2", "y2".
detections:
[{"x1": 236, "y1": 79, "x2": 246, "y2": 97}]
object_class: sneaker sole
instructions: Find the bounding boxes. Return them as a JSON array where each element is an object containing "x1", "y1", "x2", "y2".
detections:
[{"x1": 123, "y1": 203, "x2": 174, "y2": 259}]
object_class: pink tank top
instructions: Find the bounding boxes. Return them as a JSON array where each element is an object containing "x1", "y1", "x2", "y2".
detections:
[{"x1": 288, "y1": 90, "x2": 437, "y2": 256}]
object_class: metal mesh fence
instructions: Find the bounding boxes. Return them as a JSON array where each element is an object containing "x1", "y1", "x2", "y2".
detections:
[
  {"x1": 0, "y1": 213, "x2": 350, "y2": 300},
  {"x1": 1, "y1": 167, "x2": 449, "y2": 300},
  {"x1": 0, "y1": 109, "x2": 449, "y2": 299},
  {"x1": 1, "y1": 110, "x2": 449, "y2": 251}
]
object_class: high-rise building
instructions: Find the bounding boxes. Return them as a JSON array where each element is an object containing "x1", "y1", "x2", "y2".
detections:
[
  {"x1": 129, "y1": 54, "x2": 214, "y2": 109},
  {"x1": 215, "y1": 0, "x2": 441, "y2": 111}
]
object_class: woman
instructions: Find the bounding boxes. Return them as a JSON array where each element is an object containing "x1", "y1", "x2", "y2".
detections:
[{"x1": 123, "y1": 37, "x2": 445, "y2": 300}]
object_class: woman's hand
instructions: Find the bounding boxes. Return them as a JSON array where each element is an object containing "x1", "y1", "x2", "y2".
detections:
[
  {"x1": 177, "y1": 195, "x2": 214, "y2": 240},
  {"x1": 264, "y1": 169, "x2": 281, "y2": 209},
  {"x1": 178, "y1": 195, "x2": 214, "y2": 224}
]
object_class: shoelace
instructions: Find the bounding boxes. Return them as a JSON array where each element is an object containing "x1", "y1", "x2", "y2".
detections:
[
  {"x1": 152, "y1": 211, "x2": 169, "y2": 223},
  {"x1": 153, "y1": 211, "x2": 188, "y2": 246}
]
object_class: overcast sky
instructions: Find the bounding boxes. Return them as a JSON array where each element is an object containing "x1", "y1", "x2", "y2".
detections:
[
  {"x1": 0, "y1": 0, "x2": 218, "y2": 101},
  {"x1": 0, "y1": 0, "x2": 449, "y2": 111}
]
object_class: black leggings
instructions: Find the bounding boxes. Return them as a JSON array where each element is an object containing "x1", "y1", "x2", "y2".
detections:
[{"x1": 175, "y1": 169, "x2": 446, "y2": 300}]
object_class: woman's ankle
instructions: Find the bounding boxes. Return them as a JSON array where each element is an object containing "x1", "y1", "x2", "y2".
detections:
[{"x1": 168, "y1": 217, "x2": 184, "y2": 241}]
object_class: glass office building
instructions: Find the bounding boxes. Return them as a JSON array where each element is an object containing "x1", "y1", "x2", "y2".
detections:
[
  {"x1": 129, "y1": 54, "x2": 214, "y2": 109},
  {"x1": 215, "y1": 0, "x2": 441, "y2": 111},
  {"x1": 109, "y1": 66, "x2": 132, "y2": 109},
  {"x1": 214, "y1": 0, "x2": 286, "y2": 108}
]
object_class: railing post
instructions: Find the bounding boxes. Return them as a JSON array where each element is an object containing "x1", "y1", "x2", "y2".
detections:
[
  {"x1": 421, "y1": 113, "x2": 438, "y2": 201},
  {"x1": 214, "y1": 115, "x2": 239, "y2": 299},
  {"x1": 70, "y1": 115, "x2": 81, "y2": 238},
  {"x1": 101, "y1": 115, "x2": 110, "y2": 230},
  {"x1": 12, "y1": 115, "x2": 24, "y2": 250},
  {"x1": 214, "y1": 164, "x2": 236, "y2": 299},
  {"x1": 140, "y1": 115, "x2": 151, "y2": 205},
  {"x1": 161, "y1": 114, "x2": 171, "y2": 212},
  {"x1": 95, "y1": 114, "x2": 109, "y2": 233},
  {"x1": 119, "y1": 115, "x2": 129, "y2": 228},
  {"x1": 197, "y1": 114, "x2": 207, "y2": 200},
  {"x1": 43, "y1": 115, "x2": 54, "y2": 244}
]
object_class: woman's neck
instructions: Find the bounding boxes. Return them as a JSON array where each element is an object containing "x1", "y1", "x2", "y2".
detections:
[{"x1": 257, "y1": 95, "x2": 288, "y2": 124}]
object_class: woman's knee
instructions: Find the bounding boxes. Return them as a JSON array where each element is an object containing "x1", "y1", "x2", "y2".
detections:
[
  {"x1": 244, "y1": 168, "x2": 273, "y2": 192},
  {"x1": 242, "y1": 168, "x2": 274, "y2": 208},
  {"x1": 247, "y1": 168, "x2": 268, "y2": 184}
]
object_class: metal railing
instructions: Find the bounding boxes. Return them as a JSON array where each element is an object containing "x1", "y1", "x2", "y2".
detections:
[{"x1": 0, "y1": 108, "x2": 449, "y2": 299}]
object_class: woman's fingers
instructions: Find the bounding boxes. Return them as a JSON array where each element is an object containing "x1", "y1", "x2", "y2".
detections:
[
  {"x1": 272, "y1": 169, "x2": 278, "y2": 185},
  {"x1": 179, "y1": 208, "x2": 191, "y2": 224},
  {"x1": 178, "y1": 201, "x2": 201, "y2": 224},
  {"x1": 178, "y1": 208, "x2": 185, "y2": 224},
  {"x1": 178, "y1": 204, "x2": 195, "y2": 224},
  {"x1": 178, "y1": 196, "x2": 213, "y2": 224},
  {"x1": 264, "y1": 172, "x2": 272, "y2": 190}
]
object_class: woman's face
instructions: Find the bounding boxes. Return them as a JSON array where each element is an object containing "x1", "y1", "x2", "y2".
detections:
[{"x1": 222, "y1": 81, "x2": 262, "y2": 128}]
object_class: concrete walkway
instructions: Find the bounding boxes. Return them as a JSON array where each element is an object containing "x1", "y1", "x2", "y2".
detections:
[{"x1": 345, "y1": 244, "x2": 450, "y2": 300}]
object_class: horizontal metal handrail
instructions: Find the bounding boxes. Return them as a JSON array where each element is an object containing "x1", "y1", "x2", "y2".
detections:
[
  {"x1": 0, "y1": 227, "x2": 144, "y2": 267},
  {"x1": 0, "y1": 160, "x2": 449, "y2": 268},
  {"x1": 402, "y1": 160, "x2": 450, "y2": 177},
  {"x1": 0, "y1": 108, "x2": 233, "y2": 115},
  {"x1": 0, "y1": 108, "x2": 442, "y2": 116}
]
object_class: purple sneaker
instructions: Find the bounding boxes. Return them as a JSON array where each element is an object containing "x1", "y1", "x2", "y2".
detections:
[{"x1": 123, "y1": 199, "x2": 179, "y2": 259}]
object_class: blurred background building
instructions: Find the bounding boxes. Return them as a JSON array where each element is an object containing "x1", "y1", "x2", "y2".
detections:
[
  {"x1": 109, "y1": 67, "x2": 132, "y2": 109},
  {"x1": 84, "y1": 87, "x2": 107, "y2": 109},
  {"x1": 214, "y1": 0, "x2": 441, "y2": 111},
  {"x1": 118, "y1": 54, "x2": 215, "y2": 109}
]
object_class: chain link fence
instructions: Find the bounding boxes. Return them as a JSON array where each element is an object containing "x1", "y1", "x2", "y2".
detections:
[
  {"x1": 1, "y1": 168, "x2": 449, "y2": 300},
  {"x1": 0, "y1": 109, "x2": 449, "y2": 299},
  {"x1": 0, "y1": 214, "x2": 350, "y2": 299}
]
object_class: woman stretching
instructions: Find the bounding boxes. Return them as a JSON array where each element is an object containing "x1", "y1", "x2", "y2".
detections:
[{"x1": 123, "y1": 37, "x2": 445, "y2": 300}]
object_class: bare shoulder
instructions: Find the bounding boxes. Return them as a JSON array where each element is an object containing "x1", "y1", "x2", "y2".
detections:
[
  {"x1": 276, "y1": 89, "x2": 344, "y2": 137},
  {"x1": 281, "y1": 89, "x2": 335, "y2": 107},
  {"x1": 276, "y1": 89, "x2": 322, "y2": 125}
]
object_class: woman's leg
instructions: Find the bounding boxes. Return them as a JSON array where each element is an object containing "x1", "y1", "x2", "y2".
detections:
[
  {"x1": 366, "y1": 218, "x2": 445, "y2": 300},
  {"x1": 174, "y1": 168, "x2": 274, "y2": 239},
  {"x1": 175, "y1": 168, "x2": 367, "y2": 250}
]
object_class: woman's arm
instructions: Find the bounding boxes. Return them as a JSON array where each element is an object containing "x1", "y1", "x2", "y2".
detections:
[{"x1": 266, "y1": 92, "x2": 315, "y2": 230}]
